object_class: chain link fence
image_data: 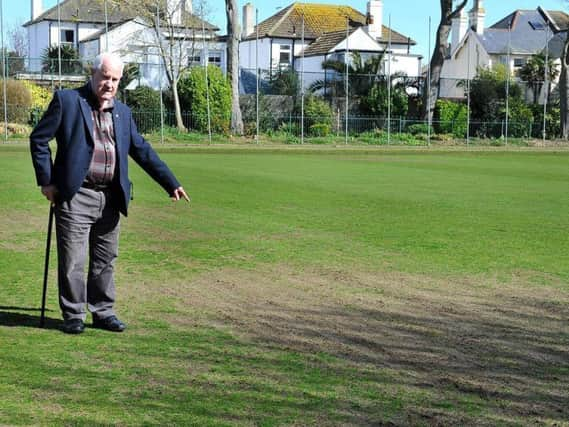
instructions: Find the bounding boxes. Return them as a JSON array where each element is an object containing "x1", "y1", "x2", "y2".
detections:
[{"x1": 0, "y1": 56, "x2": 564, "y2": 145}]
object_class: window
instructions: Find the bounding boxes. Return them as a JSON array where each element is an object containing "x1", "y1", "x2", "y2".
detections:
[
  {"x1": 188, "y1": 54, "x2": 201, "y2": 67},
  {"x1": 208, "y1": 51, "x2": 222, "y2": 67},
  {"x1": 60, "y1": 29, "x2": 74, "y2": 45},
  {"x1": 513, "y1": 58, "x2": 526, "y2": 68},
  {"x1": 279, "y1": 44, "x2": 291, "y2": 68}
]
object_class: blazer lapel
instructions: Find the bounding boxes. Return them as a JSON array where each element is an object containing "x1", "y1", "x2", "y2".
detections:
[
  {"x1": 78, "y1": 95, "x2": 94, "y2": 142},
  {"x1": 112, "y1": 107, "x2": 123, "y2": 153}
]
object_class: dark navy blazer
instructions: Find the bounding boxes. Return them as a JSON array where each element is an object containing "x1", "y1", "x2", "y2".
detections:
[{"x1": 30, "y1": 84, "x2": 180, "y2": 216}]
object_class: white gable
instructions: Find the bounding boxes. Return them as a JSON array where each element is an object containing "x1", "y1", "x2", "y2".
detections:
[{"x1": 333, "y1": 28, "x2": 383, "y2": 53}]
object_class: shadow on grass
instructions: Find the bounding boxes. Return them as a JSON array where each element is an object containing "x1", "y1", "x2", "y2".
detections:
[{"x1": 0, "y1": 307, "x2": 62, "y2": 331}]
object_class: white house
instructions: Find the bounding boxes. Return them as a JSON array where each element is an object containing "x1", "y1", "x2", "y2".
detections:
[
  {"x1": 239, "y1": 1, "x2": 422, "y2": 93},
  {"x1": 440, "y1": 0, "x2": 569, "y2": 100},
  {"x1": 23, "y1": 0, "x2": 225, "y2": 89}
]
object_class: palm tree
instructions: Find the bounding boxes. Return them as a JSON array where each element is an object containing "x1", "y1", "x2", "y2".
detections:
[
  {"x1": 309, "y1": 51, "x2": 408, "y2": 116},
  {"x1": 41, "y1": 44, "x2": 82, "y2": 75},
  {"x1": 309, "y1": 51, "x2": 384, "y2": 98},
  {"x1": 519, "y1": 53, "x2": 559, "y2": 104}
]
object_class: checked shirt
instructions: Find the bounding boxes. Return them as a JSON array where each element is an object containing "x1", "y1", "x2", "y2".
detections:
[{"x1": 85, "y1": 96, "x2": 116, "y2": 186}]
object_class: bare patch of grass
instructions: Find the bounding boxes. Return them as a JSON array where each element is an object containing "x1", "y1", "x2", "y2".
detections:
[{"x1": 145, "y1": 264, "x2": 569, "y2": 425}]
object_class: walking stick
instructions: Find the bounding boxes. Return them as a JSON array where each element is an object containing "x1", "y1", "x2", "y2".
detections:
[{"x1": 40, "y1": 205, "x2": 54, "y2": 328}]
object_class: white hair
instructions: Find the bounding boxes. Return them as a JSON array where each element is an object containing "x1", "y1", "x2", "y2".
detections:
[{"x1": 92, "y1": 52, "x2": 124, "y2": 74}]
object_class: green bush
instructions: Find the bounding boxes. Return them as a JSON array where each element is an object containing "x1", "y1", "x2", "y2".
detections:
[
  {"x1": 362, "y1": 81, "x2": 408, "y2": 117},
  {"x1": 0, "y1": 79, "x2": 32, "y2": 124},
  {"x1": 504, "y1": 98, "x2": 534, "y2": 138},
  {"x1": 303, "y1": 96, "x2": 332, "y2": 134},
  {"x1": 126, "y1": 86, "x2": 161, "y2": 110},
  {"x1": 41, "y1": 44, "x2": 82, "y2": 74},
  {"x1": 406, "y1": 123, "x2": 433, "y2": 135},
  {"x1": 309, "y1": 123, "x2": 330, "y2": 137},
  {"x1": 178, "y1": 66, "x2": 231, "y2": 134},
  {"x1": 21, "y1": 81, "x2": 52, "y2": 111},
  {"x1": 436, "y1": 99, "x2": 467, "y2": 137},
  {"x1": 530, "y1": 105, "x2": 560, "y2": 139},
  {"x1": 277, "y1": 121, "x2": 299, "y2": 136},
  {"x1": 126, "y1": 86, "x2": 163, "y2": 133}
]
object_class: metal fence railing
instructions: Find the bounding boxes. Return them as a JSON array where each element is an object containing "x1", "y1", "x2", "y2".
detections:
[{"x1": 0, "y1": 55, "x2": 565, "y2": 144}]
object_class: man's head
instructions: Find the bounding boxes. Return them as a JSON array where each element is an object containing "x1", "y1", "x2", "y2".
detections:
[{"x1": 91, "y1": 53, "x2": 124, "y2": 105}]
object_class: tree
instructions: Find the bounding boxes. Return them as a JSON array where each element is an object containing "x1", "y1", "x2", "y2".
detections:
[
  {"x1": 178, "y1": 65, "x2": 231, "y2": 133},
  {"x1": 7, "y1": 21, "x2": 27, "y2": 63},
  {"x1": 117, "y1": 62, "x2": 141, "y2": 101},
  {"x1": 225, "y1": 0, "x2": 244, "y2": 135},
  {"x1": 111, "y1": 0, "x2": 211, "y2": 132},
  {"x1": 269, "y1": 69, "x2": 300, "y2": 97},
  {"x1": 423, "y1": 0, "x2": 468, "y2": 122},
  {"x1": 555, "y1": 3, "x2": 569, "y2": 137},
  {"x1": 309, "y1": 51, "x2": 385, "y2": 98},
  {"x1": 41, "y1": 44, "x2": 82, "y2": 74},
  {"x1": 519, "y1": 53, "x2": 559, "y2": 104},
  {"x1": 0, "y1": 49, "x2": 25, "y2": 77},
  {"x1": 467, "y1": 64, "x2": 532, "y2": 137},
  {"x1": 309, "y1": 51, "x2": 409, "y2": 116}
]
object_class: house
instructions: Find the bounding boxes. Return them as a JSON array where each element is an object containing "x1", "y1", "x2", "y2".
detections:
[
  {"x1": 440, "y1": 0, "x2": 569, "y2": 100},
  {"x1": 23, "y1": 0, "x2": 225, "y2": 89},
  {"x1": 238, "y1": 1, "x2": 422, "y2": 93}
]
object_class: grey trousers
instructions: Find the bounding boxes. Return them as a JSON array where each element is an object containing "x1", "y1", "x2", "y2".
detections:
[{"x1": 55, "y1": 187, "x2": 120, "y2": 321}]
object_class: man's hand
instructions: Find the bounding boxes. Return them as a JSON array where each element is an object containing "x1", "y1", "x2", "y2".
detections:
[
  {"x1": 41, "y1": 185, "x2": 58, "y2": 204},
  {"x1": 171, "y1": 186, "x2": 190, "y2": 203}
]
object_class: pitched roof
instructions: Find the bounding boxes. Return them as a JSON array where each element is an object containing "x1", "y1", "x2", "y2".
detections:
[
  {"x1": 538, "y1": 7, "x2": 569, "y2": 32},
  {"x1": 23, "y1": 0, "x2": 218, "y2": 31},
  {"x1": 244, "y1": 2, "x2": 414, "y2": 45},
  {"x1": 250, "y1": 3, "x2": 363, "y2": 40},
  {"x1": 301, "y1": 28, "x2": 357, "y2": 56},
  {"x1": 478, "y1": 9, "x2": 558, "y2": 55},
  {"x1": 24, "y1": 0, "x2": 133, "y2": 27}
]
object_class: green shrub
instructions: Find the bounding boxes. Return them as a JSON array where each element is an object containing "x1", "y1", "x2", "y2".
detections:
[
  {"x1": 126, "y1": 86, "x2": 163, "y2": 133},
  {"x1": 303, "y1": 96, "x2": 332, "y2": 132},
  {"x1": 21, "y1": 81, "x2": 52, "y2": 111},
  {"x1": 505, "y1": 98, "x2": 533, "y2": 138},
  {"x1": 309, "y1": 123, "x2": 330, "y2": 137},
  {"x1": 178, "y1": 66, "x2": 231, "y2": 134},
  {"x1": 126, "y1": 86, "x2": 161, "y2": 110},
  {"x1": 406, "y1": 123, "x2": 433, "y2": 135},
  {"x1": 362, "y1": 81, "x2": 408, "y2": 117},
  {"x1": 41, "y1": 44, "x2": 83, "y2": 74},
  {"x1": 277, "y1": 121, "x2": 299, "y2": 136},
  {"x1": 436, "y1": 99, "x2": 467, "y2": 137},
  {"x1": 0, "y1": 79, "x2": 32, "y2": 124},
  {"x1": 530, "y1": 105, "x2": 560, "y2": 139}
]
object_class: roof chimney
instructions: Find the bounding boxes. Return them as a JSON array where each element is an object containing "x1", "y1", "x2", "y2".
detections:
[
  {"x1": 469, "y1": 0, "x2": 485, "y2": 35},
  {"x1": 31, "y1": 0, "x2": 43, "y2": 20},
  {"x1": 366, "y1": 0, "x2": 383, "y2": 40},
  {"x1": 167, "y1": 0, "x2": 191, "y2": 25},
  {"x1": 242, "y1": 3, "x2": 254, "y2": 38},
  {"x1": 451, "y1": 8, "x2": 467, "y2": 53}
]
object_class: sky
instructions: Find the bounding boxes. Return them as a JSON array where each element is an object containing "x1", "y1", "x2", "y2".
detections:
[{"x1": 3, "y1": 0, "x2": 568, "y2": 59}]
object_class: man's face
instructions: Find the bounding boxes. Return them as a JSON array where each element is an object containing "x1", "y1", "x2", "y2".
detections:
[{"x1": 91, "y1": 60, "x2": 122, "y2": 104}]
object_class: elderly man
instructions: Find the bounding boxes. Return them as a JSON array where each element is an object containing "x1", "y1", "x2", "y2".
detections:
[{"x1": 30, "y1": 52, "x2": 189, "y2": 334}]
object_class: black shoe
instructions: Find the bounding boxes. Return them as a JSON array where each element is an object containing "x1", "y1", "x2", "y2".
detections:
[
  {"x1": 92, "y1": 315, "x2": 126, "y2": 332},
  {"x1": 62, "y1": 318, "x2": 85, "y2": 334}
]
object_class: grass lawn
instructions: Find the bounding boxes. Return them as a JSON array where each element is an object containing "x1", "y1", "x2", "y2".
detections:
[{"x1": 1, "y1": 143, "x2": 568, "y2": 425}]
